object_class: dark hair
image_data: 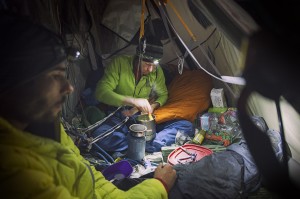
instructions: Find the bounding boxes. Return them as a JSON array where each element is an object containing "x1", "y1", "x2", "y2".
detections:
[{"x1": 0, "y1": 12, "x2": 66, "y2": 95}]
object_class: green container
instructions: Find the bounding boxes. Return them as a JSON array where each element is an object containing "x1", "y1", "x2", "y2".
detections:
[{"x1": 83, "y1": 106, "x2": 106, "y2": 127}]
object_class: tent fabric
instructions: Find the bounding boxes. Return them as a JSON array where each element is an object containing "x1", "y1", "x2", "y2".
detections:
[
  {"x1": 100, "y1": 0, "x2": 145, "y2": 57},
  {"x1": 102, "y1": 0, "x2": 141, "y2": 41},
  {"x1": 158, "y1": 0, "x2": 300, "y2": 166}
]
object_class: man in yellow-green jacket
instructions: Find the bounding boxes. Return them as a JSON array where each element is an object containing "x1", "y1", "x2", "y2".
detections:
[{"x1": 0, "y1": 12, "x2": 176, "y2": 198}]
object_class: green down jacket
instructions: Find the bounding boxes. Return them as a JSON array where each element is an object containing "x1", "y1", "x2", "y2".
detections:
[
  {"x1": 95, "y1": 55, "x2": 168, "y2": 107},
  {"x1": 0, "y1": 117, "x2": 167, "y2": 199}
]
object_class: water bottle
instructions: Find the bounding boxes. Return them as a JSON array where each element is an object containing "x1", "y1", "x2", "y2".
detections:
[{"x1": 126, "y1": 124, "x2": 147, "y2": 161}]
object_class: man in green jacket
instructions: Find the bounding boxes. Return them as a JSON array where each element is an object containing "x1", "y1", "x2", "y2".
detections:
[
  {"x1": 0, "y1": 12, "x2": 176, "y2": 198},
  {"x1": 95, "y1": 36, "x2": 168, "y2": 115},
  {"x1": 93, "y1": 36, "x2": 194, "y2": 153}
]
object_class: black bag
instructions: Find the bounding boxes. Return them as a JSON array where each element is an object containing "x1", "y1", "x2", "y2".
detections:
[{"x1": 168, "y1": 141, "x2": 261, "y2": 199}]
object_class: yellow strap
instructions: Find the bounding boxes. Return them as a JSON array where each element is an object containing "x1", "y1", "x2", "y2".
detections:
[
  {"x1": 239, "y1": 37, "x2": 249, "y2": 70},
  {"x1": 168, "y1": 0, "x2": 197, "y2": 41},
  {"x1": 140, "y1": 0, "x2": 146, "y2": 39}
]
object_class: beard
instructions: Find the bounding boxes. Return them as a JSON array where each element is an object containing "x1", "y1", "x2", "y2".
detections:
[
  {"x1": 34, "y1": 95, "x2": 67, "y2": 123},
  {"x1": 10, "y1": 95, "x2": 67, "y2": 124}
]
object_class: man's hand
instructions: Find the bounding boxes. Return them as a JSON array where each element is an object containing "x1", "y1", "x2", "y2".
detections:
[
  {"x1": 123, "y1": 97, "x2": 152, "y2": 113},
  {"x1": 122, "y1": 107, "x2": 139, "y2": 117},
  {"x1": 141, "y1": 102, "x2": 161, "y2": 115},
  {"x1": 150, "y1": 102, "x2": 160, "y2": 113},
  {"x1": 154, "y1": 163, "x2": 177, "y2": 192}
]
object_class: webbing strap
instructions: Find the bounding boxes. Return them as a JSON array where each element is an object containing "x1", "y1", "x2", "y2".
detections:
[
  {"x1": 157, "y1": 0, "x2": 184, "y2": 74},
  {"x1": 166, "y1": 0, "x2": 197, "y2": 74},
  {"x1": 140, "y1": 0, "x2": 146, "y2": 40}
]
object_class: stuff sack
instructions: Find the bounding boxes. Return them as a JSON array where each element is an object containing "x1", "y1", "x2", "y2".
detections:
[{"x1": 168, "y1": 141, "x2": 261, "y2": 199}]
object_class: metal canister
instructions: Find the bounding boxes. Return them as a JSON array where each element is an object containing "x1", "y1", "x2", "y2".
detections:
[
  {"x1": 136, "y1": 114, "x2": 156, "y2": 142},
  {"x1": 126, "y1": 124, "x2": 147, "y2": 161}
]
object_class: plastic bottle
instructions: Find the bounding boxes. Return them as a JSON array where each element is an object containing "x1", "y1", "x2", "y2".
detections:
[{"x1": 193, "y1": 129, "x2": 206, "y2": 145}]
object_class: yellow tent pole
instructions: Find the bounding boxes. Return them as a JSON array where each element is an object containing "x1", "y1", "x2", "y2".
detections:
[
  {"x1": 167, "y1": 0, "x2": 197, "y2": 41},
  {"x1": 239, "y1": 37, "x2": 249, "y2": 70}
]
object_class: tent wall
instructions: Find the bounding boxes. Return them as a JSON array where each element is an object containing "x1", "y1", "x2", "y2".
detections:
[
  {"x1": 162, "y1": 0, "x2": 243, "y2": 106},
  {"x1": 1, "y1": 0, "x2": 299, "y2": 166},
  {"x1": 161, "y1": 0, "x2": 300, "y2": 166}
]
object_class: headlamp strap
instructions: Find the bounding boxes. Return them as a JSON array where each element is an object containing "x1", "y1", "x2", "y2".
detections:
[
  {"x1": 139, "y1": 0, "x2": 146, "y2": 40},
  {"x1": 142, "y1": 38, "x2": 147, "y2": 55}
]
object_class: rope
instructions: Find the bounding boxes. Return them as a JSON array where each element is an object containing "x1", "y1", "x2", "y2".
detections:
[
  {"x1": 75, "y1": 106, "x2": 123, "y2": 133},
  {"x1": 90, "y1": 116, "x2": 129, "y2": 144}
]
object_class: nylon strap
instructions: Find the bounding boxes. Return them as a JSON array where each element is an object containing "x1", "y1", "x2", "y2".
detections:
[
  {"x1": 140, "y1": 0, "x2": 146, "y2": 40},
  {"x1": 157, "y1": 0, "x2": 184, "y2": 74},
  {"x1": 167, "y1": 0, "x2": 197, "y2": 41}
]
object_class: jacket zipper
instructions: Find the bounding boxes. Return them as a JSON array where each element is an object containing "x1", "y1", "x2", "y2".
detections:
[
  {"x1": 83, "y1": 162, "x2": 96, "y2": 199},
  {"x1": 138, "y1": 80, "x2": 148, "y2": 95}
]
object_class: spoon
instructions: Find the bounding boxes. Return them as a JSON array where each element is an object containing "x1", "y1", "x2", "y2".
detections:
[{"x1": 109, "y1": 173, "x2": 125, "y2": 182}]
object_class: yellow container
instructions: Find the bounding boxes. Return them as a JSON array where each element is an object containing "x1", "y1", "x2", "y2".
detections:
[
  {"x1": 136, "y1": 114, "x2": 156, "y2": 142},
  {"x1": 193, "y1": 129, "x2": 206, "y2": 145}
]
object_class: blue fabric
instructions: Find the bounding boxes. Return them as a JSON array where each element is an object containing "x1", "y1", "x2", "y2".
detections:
[
  {"x1": 81, "y1": 88, "x2": 99, "y2": 106},
  {"x1": 91, "y1": 109, "x2": 194, "y2": 153},
  {"x1": 92, "y1": 111, "x2": 129, "y2": 152},
  {"x1": 147, "y1": 120, "x2": 194, "y2": 152},
  {"x1": 227, "y1": 140, "x2": 262, "y2": 194}
]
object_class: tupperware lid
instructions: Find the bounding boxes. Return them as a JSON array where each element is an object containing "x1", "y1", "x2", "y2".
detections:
[{"x1": 167, "y1": 144, "x2": 213, "y2": 165}]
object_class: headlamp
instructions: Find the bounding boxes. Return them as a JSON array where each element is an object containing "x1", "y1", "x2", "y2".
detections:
[
  {"x1": 136, "y1": 36, "x2": 163, "y2": 64},
  {"x1": 67, "y1": 46, "x2": 81, "y2": 61},
  {"x1": 141, "y1": 56, "x2": 160, "y2": 65},
  {"x1": 153, "y1": 59, "x2": 159, "y2": 65}
]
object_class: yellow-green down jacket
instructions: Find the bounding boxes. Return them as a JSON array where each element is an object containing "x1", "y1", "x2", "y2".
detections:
[{"x1": 0, "y1": 117, "x2": 167, "y2": 199}]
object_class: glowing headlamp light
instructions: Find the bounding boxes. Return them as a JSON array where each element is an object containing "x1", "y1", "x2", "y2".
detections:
[
  {"x1": 67, "y1": 47, "x2": 81, "y2": 61},
  {"x1": 153, "y1": 59, "x2": 159, "y2": 65},
  {"x1": 141, "y1": 55, "x2": 160, "y2": 65}
]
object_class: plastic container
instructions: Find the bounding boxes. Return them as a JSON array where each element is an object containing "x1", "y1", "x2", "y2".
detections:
[
  {"x1": 102, "y1": 160, "x2": 133, "y2": 181},
  {"x1": 167, "y1": 144, "x2": 213, "y2": 165},
  {"x1": 193, "y1": 129, "x2": 206, "y2": 145},
  {"x1": 83, "y1": 106, "x2": 106, "y2": 126}
]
